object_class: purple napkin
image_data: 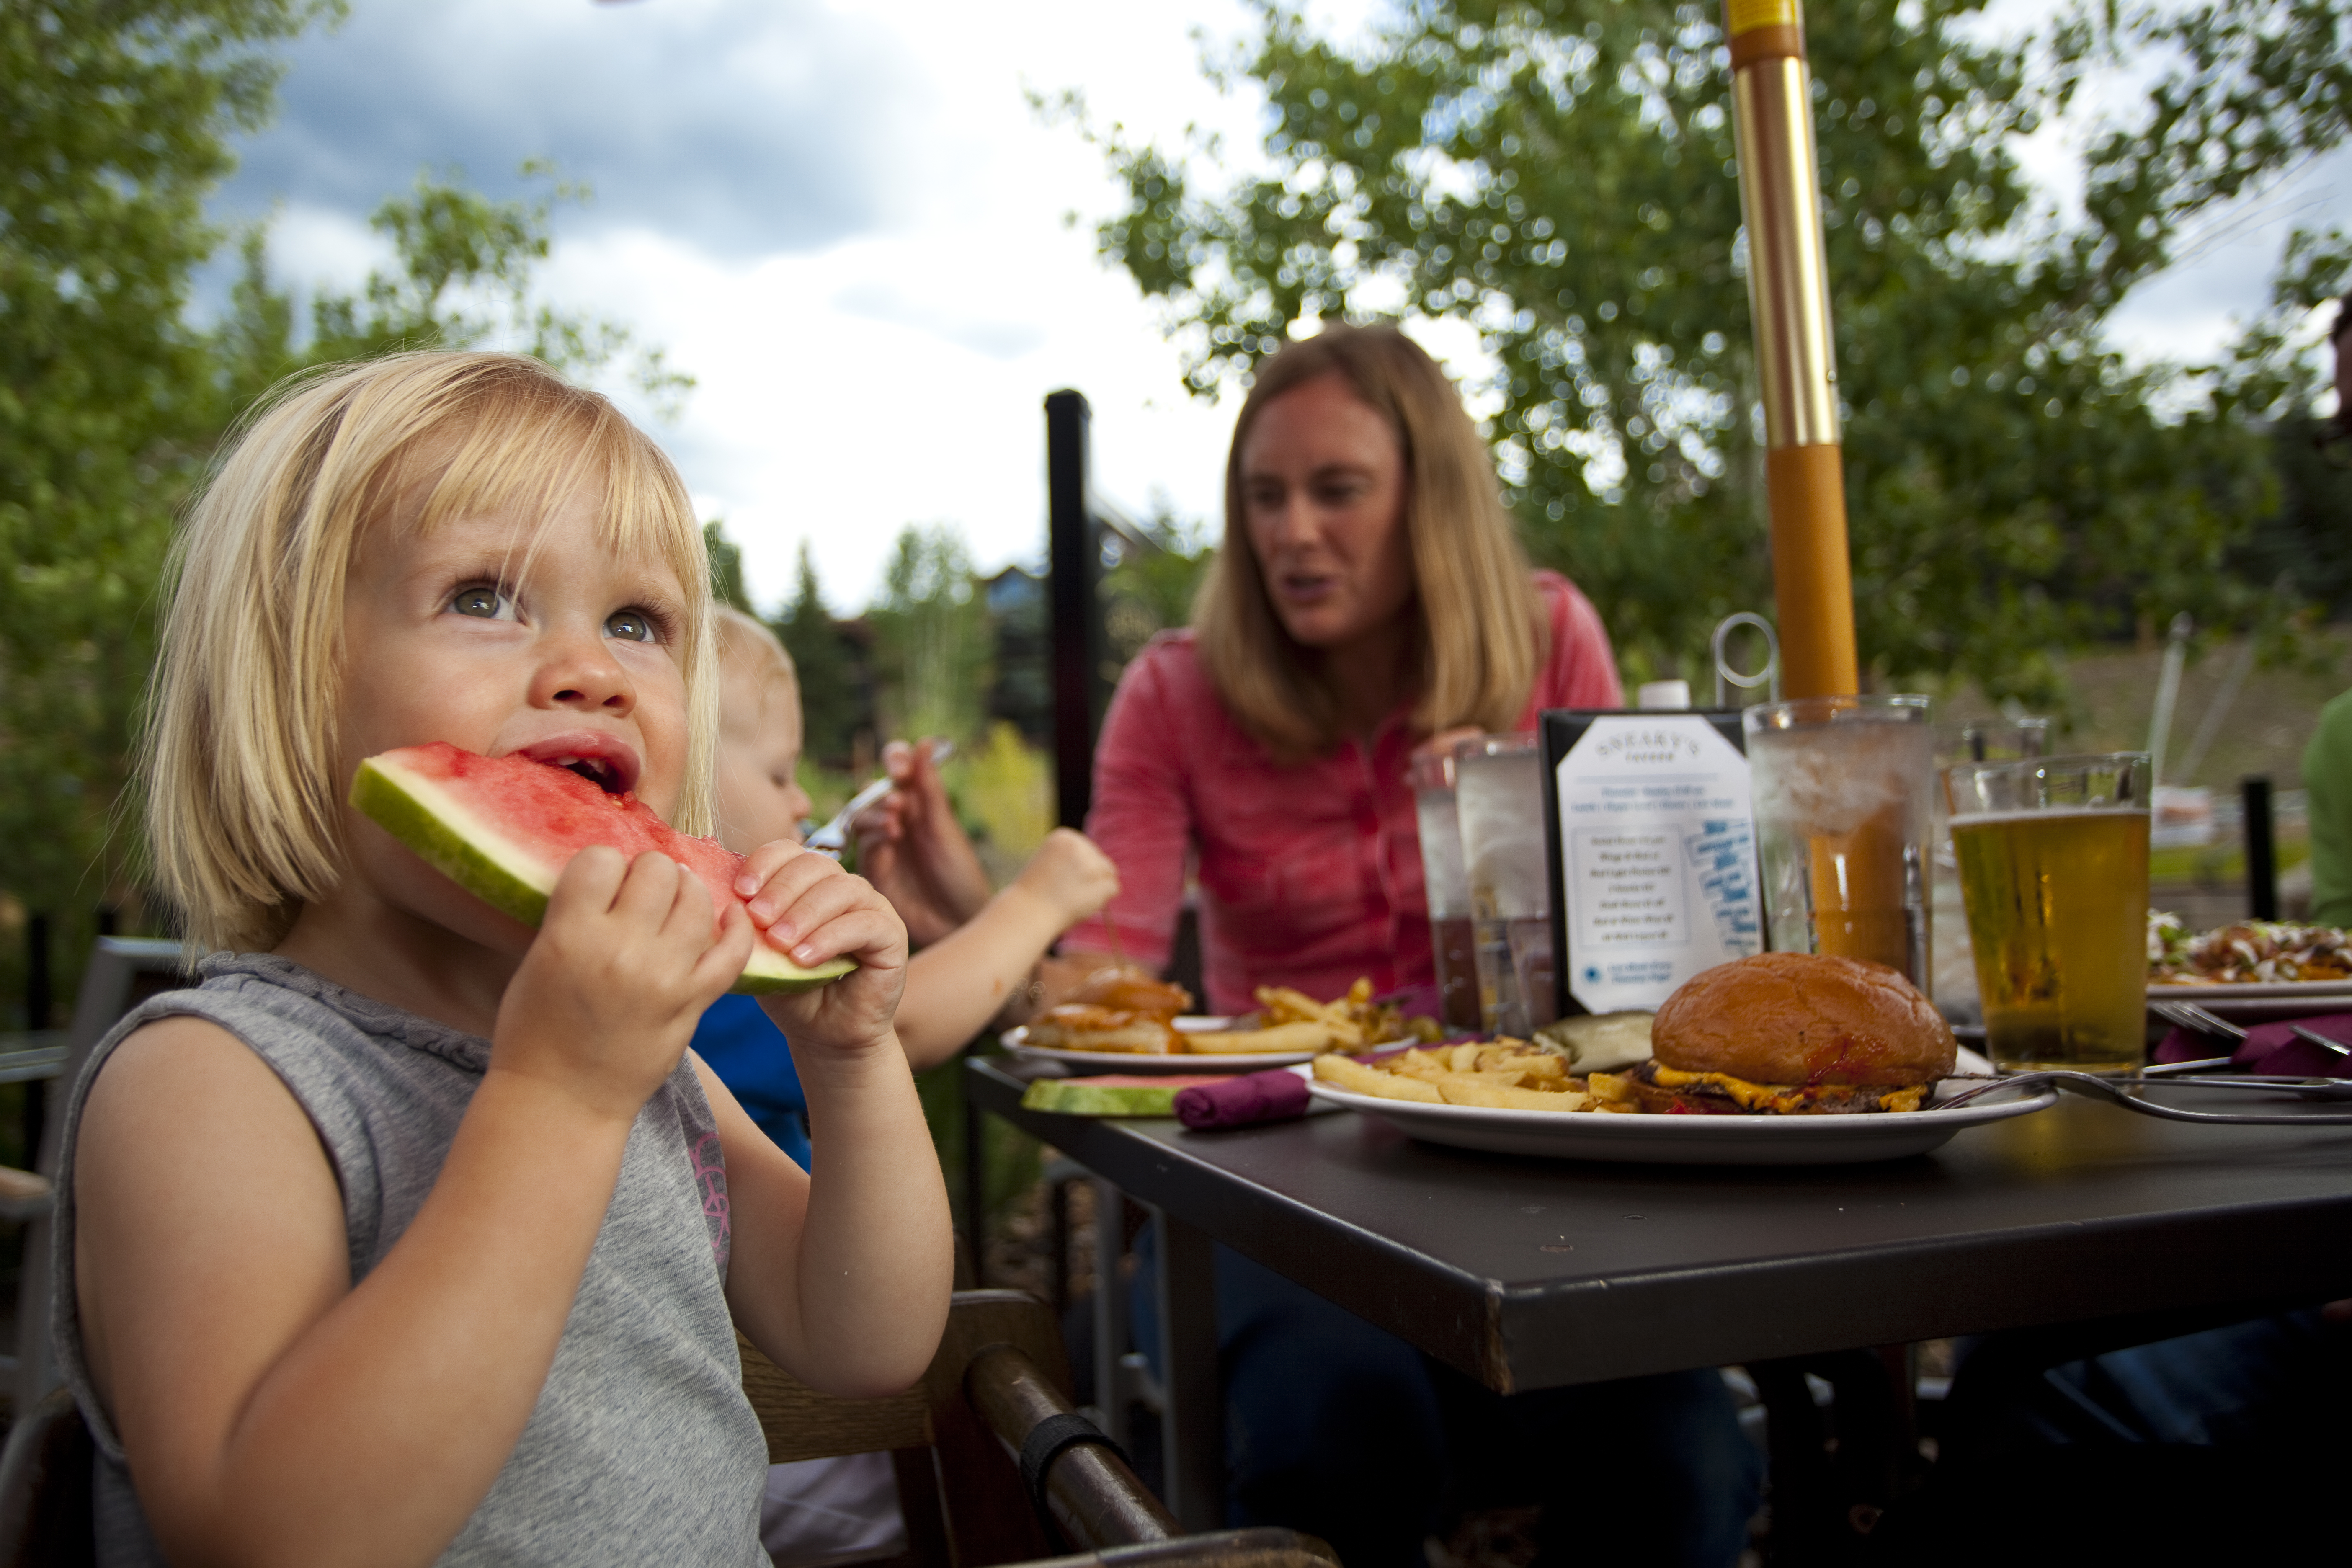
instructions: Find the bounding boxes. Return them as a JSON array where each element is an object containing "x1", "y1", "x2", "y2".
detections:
[
  {"x1": 2154, "y1": 1011, "x2": 2352, "y2": 1076},
  {"x1": 1174, "y1": 1069, "x2": 1310, "y2": 1130}
]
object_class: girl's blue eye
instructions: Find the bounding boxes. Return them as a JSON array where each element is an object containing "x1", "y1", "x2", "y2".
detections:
[
  {"x1": 451, "y1": 586, "x2": 508, "y2": 619},
  {"x1": 606, "y1": 609, "x2": 657, "y2": 642}
]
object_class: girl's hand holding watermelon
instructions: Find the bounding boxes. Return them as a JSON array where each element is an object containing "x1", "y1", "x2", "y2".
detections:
[
  {"x1": 734, "y1": 837, "x2": 910, "y2": 1056},
  {"x1": 494, "y1": 846, "x2": 756, "y2": 1124}
]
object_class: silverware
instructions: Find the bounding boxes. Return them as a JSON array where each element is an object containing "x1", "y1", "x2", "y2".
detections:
[
  {"x1": 802, "y1": 740, "x2": 956, "y2": 859},
  {"x1": 2291, "y1": 1024, "x2": 2352, "y2": 1059},
  {"x1": 1937, "y1": 1070, "x2": 2352, "y2": 1123},
  {"x1": 2148, "y1": 998, "x2": 2249, "y2": 1043}
]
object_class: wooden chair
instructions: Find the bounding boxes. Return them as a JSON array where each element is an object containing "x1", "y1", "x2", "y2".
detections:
[
  {"x1": 0, "y1": 1290, "x2": 1336, "y2": 1568},
  {"x1": 738, "y1": 1289, "x2": 1333, "y2": 1568}
]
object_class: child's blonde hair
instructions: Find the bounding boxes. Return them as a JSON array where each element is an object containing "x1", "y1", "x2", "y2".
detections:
[
  {"x1": 147, "y1": 351, "x2": 718, "y2": 954},
  {"x1": 711, "y1": 606, "x2": 801, "y2": 746}
]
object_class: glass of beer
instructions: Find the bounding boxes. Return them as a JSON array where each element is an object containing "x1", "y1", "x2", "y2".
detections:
[
  {"x1": 1745, "y1": 694, "x2": 1936, "y2": 990},
  {"x1": 1944, "y1": 753, "x2": 2152, "y2": 1072}
]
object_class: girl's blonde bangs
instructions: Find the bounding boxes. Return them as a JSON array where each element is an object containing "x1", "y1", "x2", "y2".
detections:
[{"x1": 146, "y1": 351, "x2": 717, "y2": 954}]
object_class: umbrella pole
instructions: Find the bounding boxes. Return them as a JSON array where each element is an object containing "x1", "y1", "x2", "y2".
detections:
[
  {"x1": 1725, "y1": 2, "x2": 1923, "y2": 977},
  {"x1": 1725, "y1": 0, "x2": 1857, "y2": 700}
]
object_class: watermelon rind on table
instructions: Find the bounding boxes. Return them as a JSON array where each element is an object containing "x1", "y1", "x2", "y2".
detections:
[
  {"x1": 1019, "y1": 1075, "x2": 1233, "y2": 1117},
  {"x1": 351, "y1": 742, "x2": 855, "y2": 995}
]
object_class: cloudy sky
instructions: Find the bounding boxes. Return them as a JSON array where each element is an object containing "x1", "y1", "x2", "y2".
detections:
[{"x1": 206, "y1": 0, "x2": 2348, "y2": 615}]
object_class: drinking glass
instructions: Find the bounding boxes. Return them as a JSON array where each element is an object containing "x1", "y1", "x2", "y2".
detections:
[
  {"x1": 1945, "y1": 753, "x2": 2152, "y2": 1072},
  {"x1": 1452, "y1": 734, "x2": 1557, "y2": 1037},
  {"x1": 1408, "y1": 751, "x2": 1482, "y2": 1031},
  {"x1": 1744, "y1": 695, "x2": 1936, "y2": 990}
]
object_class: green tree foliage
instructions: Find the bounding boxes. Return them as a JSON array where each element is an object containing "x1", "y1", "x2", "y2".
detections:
[
  {"x1": 776, "y1": 544, "x2": 869, "y2": 769},
  {"x1": 704, "y1": 522, "x2": 753, "y2": 613},
  {"x1": 871, "y1": 525, "x2": 995, "y2": 747},
  {"x1": 1, "y1": 0, "x2": 340, "y2": 962},
  {"x1": 224, "y1": 161, "x2": 695, "y2": 416},
  {"x1": 1101, "y1": 506, "x2": 1216, "y2": 663},
  {"x1": 1073, "y1": 0, "x2": 2352, "y2": 700}
]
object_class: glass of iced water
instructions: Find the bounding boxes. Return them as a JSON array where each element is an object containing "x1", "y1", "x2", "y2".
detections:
[
  {"x1": 1744, "y1": 695, "x2": 1936, "y2": 990},
  {"x1": 1452, "y1": 733, "x2": 1558, "y2": 1037},
  {"x1": 1408, "y1": 751, "x2": 1482, "y2": 1031}
]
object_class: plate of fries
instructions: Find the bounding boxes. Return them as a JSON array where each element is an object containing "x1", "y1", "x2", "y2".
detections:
[
  {"x1": 1304, "y1": 1044, "x2": 2053, "y2": 1165},
  {"x1": 1003, "y1": 978, "x2": 1443, "y2": 1072}
]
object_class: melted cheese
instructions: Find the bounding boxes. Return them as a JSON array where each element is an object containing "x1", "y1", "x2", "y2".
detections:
[{"x1": 1650, "y1": 1065, "x2": 1927, "y2": 1114}]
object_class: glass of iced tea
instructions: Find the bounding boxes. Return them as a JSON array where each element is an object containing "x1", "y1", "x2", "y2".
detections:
[
  {"x1": 1745, "y1": 694, "x2": 1937, "y2": 989},
  {"x1": 1944, "y1": 753, "x2": 2152, "y2": 1072}
]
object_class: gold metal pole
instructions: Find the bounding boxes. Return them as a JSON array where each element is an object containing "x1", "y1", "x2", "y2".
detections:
[
  {"x1": 1725, "y1": 0, "x2": 1858, "y2": 699},
  {"x1": 1727, "y1": 2, "x2": 1919, "y2": 977}
]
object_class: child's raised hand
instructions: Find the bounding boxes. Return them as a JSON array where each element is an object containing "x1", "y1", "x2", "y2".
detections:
[
  {"x1": 735, "y1": 840, "x2": 909, "y2": 1055},
  {"x1": 1013, "y1": 828, "x2": 1121, "y2": 929},
  {"x1": 493, "y1": 847, "x2": 754, "y2": 1123},
  {"x1": 849, "y1": 739, "x2": 993, "y2": 946}
]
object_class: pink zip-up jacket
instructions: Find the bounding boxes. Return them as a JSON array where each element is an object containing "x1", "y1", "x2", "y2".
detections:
[{"x1": 1066, "y1": 571, "x2": 1622, "y2": 1016}]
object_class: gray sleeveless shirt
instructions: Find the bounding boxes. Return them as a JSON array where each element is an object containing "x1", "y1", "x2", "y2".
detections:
[{"x1": 49, "y1": 954, "x2": 769, "y2": 1566}]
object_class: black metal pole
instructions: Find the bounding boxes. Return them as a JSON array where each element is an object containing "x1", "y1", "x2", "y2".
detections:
[
  {"x1": 2243, "y1": 776, "x2": 2277, "y2": 921},
  {"x1": 1047, "y1": 389, "x2": 1101, "y2": 830}
]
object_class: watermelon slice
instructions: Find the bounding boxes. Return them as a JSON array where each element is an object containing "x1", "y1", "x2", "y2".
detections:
[
  {"x1": 351, "y1": 741, "x2": 854, "y2": 994},
  {"x1": 1018, "y1": 1075, "x2": 1235, "y2": 1117}
]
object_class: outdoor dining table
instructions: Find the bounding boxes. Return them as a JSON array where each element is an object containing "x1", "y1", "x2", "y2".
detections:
[{"x1": 967, "y1": 1055, "x2": 2352, "y2": 1529}]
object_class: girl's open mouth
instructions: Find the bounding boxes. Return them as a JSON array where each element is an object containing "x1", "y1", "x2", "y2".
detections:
[{"x1": 514, "y1": 733, "x2": 642, "y2": 795}]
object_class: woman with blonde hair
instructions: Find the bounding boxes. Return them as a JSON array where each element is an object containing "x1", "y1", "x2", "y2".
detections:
[
  {"x1": 1063, "y1": 320, "x2": 1618, "y2": 1012},
  {"x1": 1063, "y1": 324, "x2": 1759, "y2": 1568}
]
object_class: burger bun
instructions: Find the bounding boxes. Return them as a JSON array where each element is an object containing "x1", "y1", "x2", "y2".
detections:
[{"x1": 1652, "y1": 952, "x2": 1956, "y2": 1086}]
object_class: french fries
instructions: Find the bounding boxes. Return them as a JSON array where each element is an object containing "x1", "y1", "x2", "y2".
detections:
[
  {"x1": 1314, "y1": 1053, "x2": 1445, "y2": 1103},
  {"x1": 1255, "y1": 977, "x2": 1438, "y2": 1053},
  {"x1": 1315, "y1": 1039, "x2": 1602, "y2": 1115},
  {"x1": 1184, "y1": 1021, "x2": 1333, "y2": 1055},
  {"x1": 1434, "y1": 1080, "x2": 1595, "y2": 1112}
]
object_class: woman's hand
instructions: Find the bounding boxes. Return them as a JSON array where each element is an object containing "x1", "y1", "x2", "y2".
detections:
[
  {"x1": 1011, "y1": 828, "x2": 1120, "y2": 930},
  {"x1": 736, "y1": 839, "x2": 909, "y2": 1056},
  {"x1": 850, "y1": 739, "x2": 993, "y2": 946},
  {"x1": 492, "y1": 847, "x2": 752, "y2": 1123}
]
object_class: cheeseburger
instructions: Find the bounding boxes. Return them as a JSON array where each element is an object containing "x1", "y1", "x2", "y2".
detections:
[{"x1": 1629, "y1": 952, "x2": 1956, "y2": 1114}]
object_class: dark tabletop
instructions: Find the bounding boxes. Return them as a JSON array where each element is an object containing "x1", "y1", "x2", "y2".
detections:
[{"x1": 968, "y1": 1059, "x2": 2352, "y2": 1394}]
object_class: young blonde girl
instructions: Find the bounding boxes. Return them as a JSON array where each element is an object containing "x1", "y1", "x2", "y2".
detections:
[{"x1": 55, "y1": 351, "x2": 951, "y2": 1568}]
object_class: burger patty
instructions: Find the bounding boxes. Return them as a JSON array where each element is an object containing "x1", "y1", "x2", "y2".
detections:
[{"x1": 1627, "y1": 1060, "x2": 1931, "y2": 1116}]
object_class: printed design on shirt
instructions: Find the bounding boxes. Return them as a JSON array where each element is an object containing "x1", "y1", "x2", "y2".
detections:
[{"x1": 691, "y1": 1131, "x2": 731, "y2": 1273}]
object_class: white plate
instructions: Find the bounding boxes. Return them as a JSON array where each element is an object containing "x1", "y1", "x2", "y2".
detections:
[
  {"x1": 1003, "y1": 1017, "x2": 1322, "y2": 1073},
  {"x1": 1297, "y1": 1048, "x2": 2059, "y2": 1165},
  {"x1": 2148, "y1": 980, "x2": 2352, "y2": 1021}
]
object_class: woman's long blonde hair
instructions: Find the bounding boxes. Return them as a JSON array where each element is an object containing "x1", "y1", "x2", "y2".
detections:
[
  {"x1": 1192, "y1": 323, "x2": 1543, "y2": 758},
  {"x1": 146, "y1": 351, "x2": 717, "y2": 954}
]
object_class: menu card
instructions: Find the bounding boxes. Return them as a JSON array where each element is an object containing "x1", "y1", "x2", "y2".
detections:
[{"x1": 1539, "y1": 711, "x2": 1763, "y2": 1016}]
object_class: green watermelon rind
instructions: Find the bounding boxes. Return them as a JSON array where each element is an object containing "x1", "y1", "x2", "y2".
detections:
[
  {"x1": 351, "y1": 754, "x2": 855, "y2": 996},
  {"x1": 1018, "y1": 1080, "x2": 1187, "y2": 1117}
]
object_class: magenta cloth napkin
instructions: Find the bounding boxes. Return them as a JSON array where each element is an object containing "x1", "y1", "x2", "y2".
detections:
[
  {"x1": 2153, "y1": 1011, "x2": 2352, "y2": 1076},
  {"x1": 1174, "y1": 1069, "x2": 1310, "y2": 1130}
]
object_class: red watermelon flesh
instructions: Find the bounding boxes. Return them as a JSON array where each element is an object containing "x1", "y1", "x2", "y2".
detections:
[{"x1": 350, "y1": 741, "x2": 852, "y2": 994}]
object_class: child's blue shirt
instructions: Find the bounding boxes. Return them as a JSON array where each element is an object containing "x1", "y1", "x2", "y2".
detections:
[{"x1": 691, "y1": 994, "x2": 810, "y2": 1167}]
